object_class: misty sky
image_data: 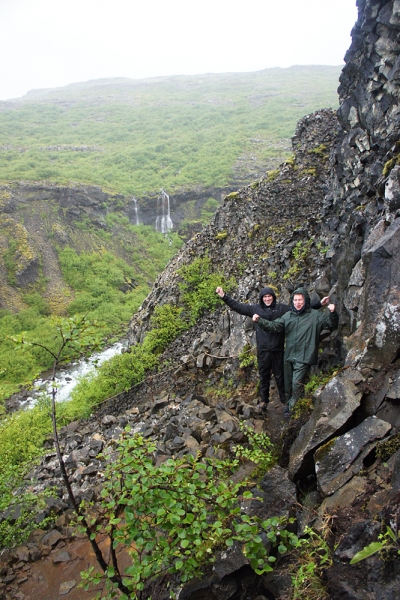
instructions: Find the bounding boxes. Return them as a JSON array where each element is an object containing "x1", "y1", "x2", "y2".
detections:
[{"x1": 0, "y1": 0, "x2": 358, "y2": 101}]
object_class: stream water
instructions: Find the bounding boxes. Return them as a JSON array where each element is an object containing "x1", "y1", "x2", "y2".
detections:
[{"x1": 22, "y1": 339, "x2": 128, "y2": 408}]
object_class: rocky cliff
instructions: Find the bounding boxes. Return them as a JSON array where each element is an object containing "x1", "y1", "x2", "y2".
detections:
[{"x1": 1, "y1": 1, "x2": 400, "y2": 599}]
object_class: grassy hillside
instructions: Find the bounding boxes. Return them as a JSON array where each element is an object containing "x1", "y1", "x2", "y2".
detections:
[
  {"x1": 0, "y1": 66, "x2": 341, "y2": 196},
  {"x1": 0, "y1": 192, "x2": 183, "y2": 402}
]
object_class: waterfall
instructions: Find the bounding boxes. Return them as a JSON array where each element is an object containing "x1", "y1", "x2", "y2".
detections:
[
  {"x1": 155, "y1": 189, "x2": 173, "y2": 233},
  {"x1": 133, "y1": 197, "x2": 140, "y2": 225}
]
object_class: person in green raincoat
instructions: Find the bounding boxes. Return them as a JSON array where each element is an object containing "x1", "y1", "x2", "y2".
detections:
[{"x1": 253, "y1": 287, "x2": 338, "y2": 413}]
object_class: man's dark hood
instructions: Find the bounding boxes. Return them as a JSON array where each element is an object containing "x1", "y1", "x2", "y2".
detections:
[
  {"x1": 259, "y1": 287, "x2": 277, "y2": 309},
  {"x1": 291, "y1": 287, "x2": 311, "y2": 313}
]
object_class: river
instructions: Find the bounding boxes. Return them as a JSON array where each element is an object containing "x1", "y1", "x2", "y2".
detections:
[{"x1": 21, "y1": 339, "x2": 128, "y2": 409}]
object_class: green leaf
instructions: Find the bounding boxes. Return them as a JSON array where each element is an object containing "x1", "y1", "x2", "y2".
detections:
[
  {"x1": 386, "y1": 526, "x2": 397, "y2": 543},
  {"x1": 350, "y1": 542, "x2": 384, "y2": 564}
]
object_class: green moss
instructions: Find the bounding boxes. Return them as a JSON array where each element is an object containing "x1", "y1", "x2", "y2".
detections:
[
  {"x1": 314, "y1": 437, "x2": 337, "y2": 462},
  {"x1": 225, "y1": 191, "x2": 239, "y2": 200},
  {"x1": 308, "y1": 143, "x2": 328, "y2": 156},
  {"x1": 266, "y1": 169, "x2": 279, "y2": 182},
  {"x1": 247, "y1": 224, "x2": 260, "y2": 238},
  {"x1": 300, "y1": 167, "x2": 317, "y2": 177},
  {"x1": 285, "y1": 155, "x2": 296, "y2": 167},
  {"x1": 382, "y1": 154, "x2": 400, "y2": 177},
  {"x1": 215, "y1": 231, "x2": 228, "y2": 241},
  {"x1": 376, "y1": 433, "x2": 400, "y2": 462}
]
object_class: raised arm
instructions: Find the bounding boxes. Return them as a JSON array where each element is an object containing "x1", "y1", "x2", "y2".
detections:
[
  {"x1": 216, "y1": 287, "x2": 254, "y2": 317},
  {"x1": 311, "y1": 296, "x2": 330, "y2": 310},
  {"x1": 320, "y1": 303, "x2": 339, "y2": 331}
]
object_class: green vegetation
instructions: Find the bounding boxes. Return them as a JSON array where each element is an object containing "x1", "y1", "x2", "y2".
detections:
[
  {"x1": 79, "y1": 430, "x2": 298, "y2": 599},
  {"x1": 283, "y1": 238, "x2": 314, "y2": 281},
  {"x1": 350, "y1": 525, "x2": 400, "y2": 564},
  {"x1": 291, "y1": 526, "x2": 332, "y2": 600},
  {"x1": 234, "y1": 424, "x2": 275, "y2": 473},
  {"x1": 0, "y1": 225, "x2": 182, "y2": 402},
  {"x1": 51, "y1": 256, "x2": 234, "y2": 415},
  {"x1": 0, "y1": 67, "x2": 341, "y2": 196},
  {"x1": 178, "y1": 255, "x2": 236, "y2": 325},
  {"x1": 308, "y1": 143, "x2": 329, "y2": 162},
  {"x1": 266, "y1": 169, "x2": 280, "y2": 182},
  {"x1": 376, "y1": 432, "x2": 400, "y2": 462},
  {"x1": 239, "y1": 343, "x2": 258, "y2": 370},
  {"x1": 0, "y1": 401, "x2": 54, "y2": 547},
  {"x1": 382, "y1": 141, "x2": 400, "y2": 177}
]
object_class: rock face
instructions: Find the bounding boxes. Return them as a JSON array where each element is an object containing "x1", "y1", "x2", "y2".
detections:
[{"x1": 2, "y1": 1, "x2": 400, "y2": 599}]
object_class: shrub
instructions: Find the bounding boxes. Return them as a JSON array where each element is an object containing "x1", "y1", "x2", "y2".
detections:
[{"x1": 178, "y1": 255, "x2": 236, "y2": 325}]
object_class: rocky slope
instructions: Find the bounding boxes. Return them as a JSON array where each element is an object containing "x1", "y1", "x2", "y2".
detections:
[{"x1": 1, "y1": 1, "x2": 400, "y2": 599}]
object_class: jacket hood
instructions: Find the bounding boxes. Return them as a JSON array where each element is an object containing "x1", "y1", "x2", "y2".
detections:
[
  {"x1": 259, "y1": 287, "x2": 277, "y2": 308},
  {"x1": 291, "y1": 287, "x2": 311, "y2": 311}
]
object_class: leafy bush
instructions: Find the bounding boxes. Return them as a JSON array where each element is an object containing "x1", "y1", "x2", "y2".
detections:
[
  {"x1": 178, "y1": 255, "x2": 236, "y2": 325},
  {"x1": 79, "y1": 431, "x2": 298, "y2": 599}
]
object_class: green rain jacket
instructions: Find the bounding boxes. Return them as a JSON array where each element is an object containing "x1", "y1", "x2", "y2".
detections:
[{"x1": 257, "y1": 287, "x2": 338, "y2": 365}]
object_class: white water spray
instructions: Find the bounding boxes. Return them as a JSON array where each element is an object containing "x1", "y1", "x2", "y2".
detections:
[
  {"x1": 155, "y1": 189, "x2": 173, "y2": 233},
  {"x1": 133, "y1": 197, "x2": 140, "y2": 225}
]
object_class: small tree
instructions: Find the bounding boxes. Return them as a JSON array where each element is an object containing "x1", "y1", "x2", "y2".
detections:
[
  {"x1": 79, "y1": 432, "x2": 298, "y2": 599},
  {"x1": 12, "y1": 316, "x2": 131, "y2": 596}
]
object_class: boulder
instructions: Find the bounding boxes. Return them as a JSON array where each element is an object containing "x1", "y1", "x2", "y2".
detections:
[
  {"x1": 289, "y1": 373, "x2": 362, "y2": 481},
  {"x1": 243, "y1": 466, "x2": 296, "y2": 520},
  {"x1": 315, "y1": 417, "x2": 392, "y2": 496}
]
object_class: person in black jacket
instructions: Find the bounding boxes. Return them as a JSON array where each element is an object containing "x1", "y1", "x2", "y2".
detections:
[{"x1": 216, "y1": 285, "x2": 329, "y2": 410}]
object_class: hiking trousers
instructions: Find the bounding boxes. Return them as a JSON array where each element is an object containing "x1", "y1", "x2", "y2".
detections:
[
  {"x1": 284, "y1": 360, "x2": 311, "y2": 403},
  {"x1": 258, "y1": 350, "x2": 286, "y2": 404}
]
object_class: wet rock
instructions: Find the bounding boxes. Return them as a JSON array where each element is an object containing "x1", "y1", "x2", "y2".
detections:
[
  {"x1": 335, "y1": 519, "x2": 381, "y2": 562},
  {"x1": 151, "y1": 396, "x2": 170, "y2": 414},
  {"x1": 0, "y1": 505, "x2": 22, "y2": 525},
  {"x1": 198, "y1": 407, "x2": 215, "y2": 421},
  {"x1": 183, "y1": 435, "x2": 201, "y2": 453},
  {"x1": 59, "y1": 580, "x2": 76, "y2": 595},
  {"x1": 376, "y1": 398, "x2": 400, "y2": 429},
  {"x1": 244, "y1": 466, "x2": 296, "y2": 520},
  {"x1": 42, "y1": 530, "x2": 64, "y2": 548},
  {"x1": 386, "y1": 369, "x2": 400, "y2": 399},
  {"x1": 45, "y1": 497, "x2": 68, "y2": 515},
  {"x1": 101, "y1": 415, "x2": 117, "y2": 426},
  {"x1": 213, "y1": 544, "x2": 248, "y2": 581},
  {"x1": 392, "y1": 449, "x2": 400, "y2": 490},
  {"x1": 314, "y1": 476, "x2": 368, "y2": 531},
  {"x1": 315, "y1": 417, "x2": 392, "y2": 496},
  {"x1": 289, "y1": 373, "x2": 362, "y2": 481},
  {"x1": 52, "y1": 550, "x2": 71, "y2": 563}
]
